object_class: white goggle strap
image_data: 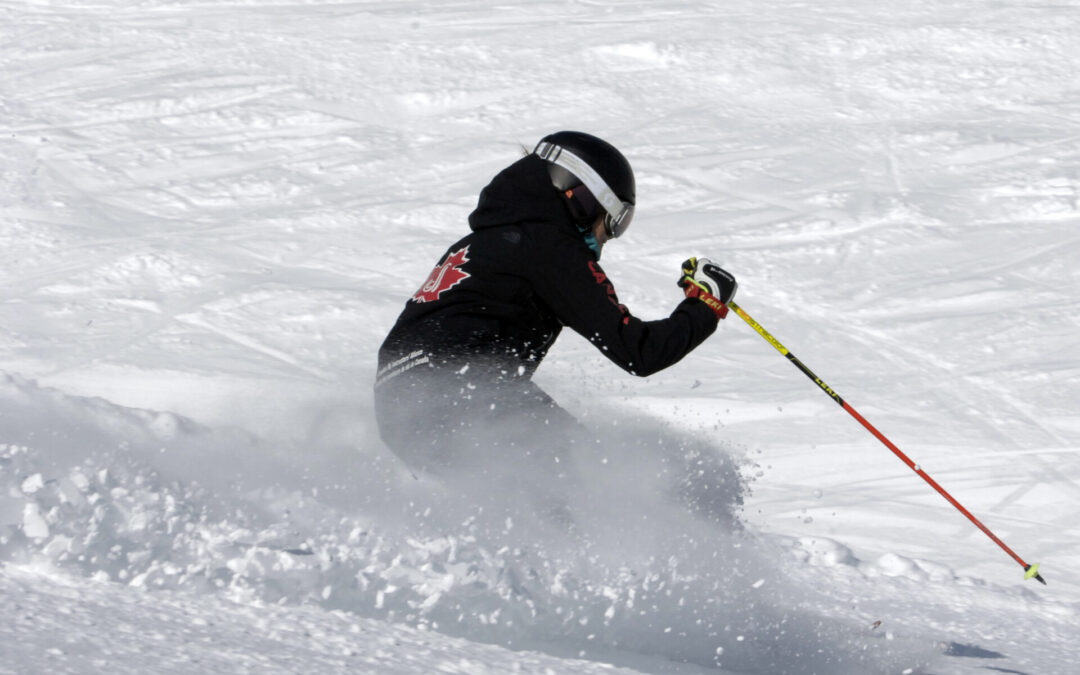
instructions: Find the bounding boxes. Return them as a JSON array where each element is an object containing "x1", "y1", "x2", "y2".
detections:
[{"x1": 535, "y1": 141, "x2": 628, "y2": 224}]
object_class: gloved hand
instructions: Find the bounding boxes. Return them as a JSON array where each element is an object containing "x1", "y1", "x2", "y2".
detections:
[{"x1": 678, "y1": 257, "x2": 737, "y2": 319}]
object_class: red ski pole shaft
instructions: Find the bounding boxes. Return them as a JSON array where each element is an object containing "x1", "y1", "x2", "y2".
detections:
[{"x1": 726, "y1": 300, "x2": 1045, "y2": 585}]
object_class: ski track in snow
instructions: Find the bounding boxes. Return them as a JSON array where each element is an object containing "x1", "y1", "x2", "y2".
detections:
[{"x1": 3, "y1": 0, "x2": 1080, "y2": 673}]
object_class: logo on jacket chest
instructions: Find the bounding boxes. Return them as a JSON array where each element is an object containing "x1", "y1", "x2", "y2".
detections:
[{"x1": 411, "y1": 245, "x2": 471, "y2": 303}]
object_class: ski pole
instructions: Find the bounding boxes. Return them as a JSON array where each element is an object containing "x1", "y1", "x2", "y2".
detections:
[{"x1": 726, "y1": 300, "x2": 1045, "y2": 585}]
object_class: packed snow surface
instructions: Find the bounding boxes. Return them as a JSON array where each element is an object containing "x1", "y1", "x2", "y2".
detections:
[{"x1": 2, "y1": 0, "x2": 1079, "y2": 673}]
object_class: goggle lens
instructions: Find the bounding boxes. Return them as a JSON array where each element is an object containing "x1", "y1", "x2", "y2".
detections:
[{"x1": 604, "y1": 202, "x2": 634, "y2": 238}]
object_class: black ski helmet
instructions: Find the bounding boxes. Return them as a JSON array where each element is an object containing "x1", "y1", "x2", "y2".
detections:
[{"x1": 533, "y1": 131, "x2": 636, "y2": 238}]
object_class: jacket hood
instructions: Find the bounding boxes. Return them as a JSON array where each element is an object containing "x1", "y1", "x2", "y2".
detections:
[{"x1": 468, "y1": 154, "x2": 571, "y2": 232}]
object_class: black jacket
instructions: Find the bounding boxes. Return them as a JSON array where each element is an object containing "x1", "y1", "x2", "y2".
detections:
[{"x1": 376, "y1": 154, "x2": 718, "y2": 386}]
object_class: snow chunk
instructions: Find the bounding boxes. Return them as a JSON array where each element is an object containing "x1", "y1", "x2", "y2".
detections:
[
  {"x1": 867, "y1": 552, "x2": 956, "y2": 583},
  {"x1": 42, "y1": 535, "x2": 72, "y2": 558},
  {"x1": 148, "y1": 412, "x2": 182, "y2": 440},
  {"x1": 591, "y1": 42, "x2": 683, "y2": 66},
  {"x1": 787, "y1": 536, "x2": 857, "y2": 567},
  {"x1": 21, "y1": 473, "x2": 45, "y2": 494},
  {"x1": 22, "y1": 503, "x2": 50, "y2": 539}
]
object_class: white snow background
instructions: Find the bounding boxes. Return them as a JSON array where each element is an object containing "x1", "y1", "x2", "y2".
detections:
[{"x1": 2, "y1": 0, "x2": 1079, "y2": 673}]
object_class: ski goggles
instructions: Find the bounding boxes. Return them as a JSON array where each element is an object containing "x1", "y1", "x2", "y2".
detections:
[{"x1": 534, "y1": 141, "x2": 635, "y2": 238}]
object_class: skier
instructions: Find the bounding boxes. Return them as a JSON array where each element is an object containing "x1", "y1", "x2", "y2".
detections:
[{"x1": 374, "y1": 131, "x2": 737, "y2": 473}]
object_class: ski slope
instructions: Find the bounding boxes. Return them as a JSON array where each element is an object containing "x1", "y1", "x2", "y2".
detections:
[{"x1": 2, "y1": 0, "x2": 1079, "y2": 673}]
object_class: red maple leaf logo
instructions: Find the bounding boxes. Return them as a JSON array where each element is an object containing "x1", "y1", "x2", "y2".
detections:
[{"x1": 411, "y1": 246, "x2": 471, "y2": 303}]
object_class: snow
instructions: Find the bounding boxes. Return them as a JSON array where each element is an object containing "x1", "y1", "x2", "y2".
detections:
[
  {"x1": 1, "y1": 565, "x2": 648, "y2": 675},
  {"x1": 2, "y1": 0, "x2": 1079, "y2": 673}
]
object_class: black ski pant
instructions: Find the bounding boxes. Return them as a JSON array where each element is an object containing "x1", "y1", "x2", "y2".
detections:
[{"x1": 374, "y1": 364, "x2": 581, "y2": 475}]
